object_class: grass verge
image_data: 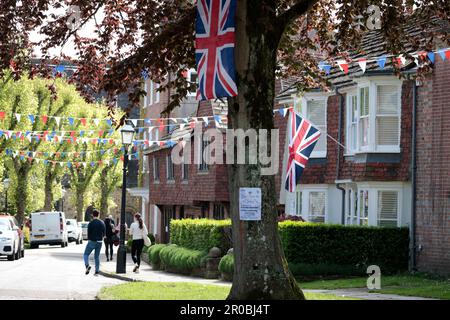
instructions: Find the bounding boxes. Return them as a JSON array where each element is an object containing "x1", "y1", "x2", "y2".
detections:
[
  {"x1": 97, "y1": 282, "x2": 360, "y2": 300},
  {"x1": 299, "y1": 274, "x2": 450, "y2": 300}
]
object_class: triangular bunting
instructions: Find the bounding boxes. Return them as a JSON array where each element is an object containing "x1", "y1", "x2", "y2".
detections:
[{"x1": 358, "y1": 58, "x2": 367, "y2": 73}]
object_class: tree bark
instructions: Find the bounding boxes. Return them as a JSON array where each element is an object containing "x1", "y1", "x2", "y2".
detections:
[
  {"x1": 43, "y1": 170, "x2": 54, "y2": 211},
  {"x1": 100, "y1": 167, "x2": 109, "y2": 219},
  {"x1": 15, "y1": 165, "x2": 30, "y2": 225},
  {"x1": 75, "y1": 186, "x2": 85, "y2": 221},
  {"x1": 227, "y1": 0, "x2": 305, "y2": 300}
]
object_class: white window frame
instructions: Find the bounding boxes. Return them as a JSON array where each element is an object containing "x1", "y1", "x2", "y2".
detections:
[
  {"x1": 155, "y1": 82, "x2": 160, "y2": 103},
  {"x1": 355, "y1": 182, "x2": 402, "y2": 227},
  {"x1": 153, "y1": 157, "x2": 159, "y2": 182},
  {"x1": 198, "y1": 135, "x2": 210, "y2": 172},
  {"x1": 166, "y1": 154, "x2": 175, "y2": 181},
  {"x1": 351, "y1": 77, "x2": 402, "y2": 154},
  {"x1": 345, "y1": 91, "x2": 358, "y2": 155},
  {"x1": 187, "y1": 69, "x2": 198, "y2": 96},
  {"x1": 295, "y1": 190, "x2": 302, "y2": 216},
  {"x1": 143, "y1": 81, "x2": 148, "y2": 108},
  {"x1": 344, "y1": 184, "x2": 358, "y2": 225},
  {"x1": 295, "y1": 185, "x2": 328, "y2": 223},
  {"x1": 300, "y1": 93, "x2": 329, "y2": 158},
  {"x1": 149, "y1": 81, "x2": 154, "y2": 106}
]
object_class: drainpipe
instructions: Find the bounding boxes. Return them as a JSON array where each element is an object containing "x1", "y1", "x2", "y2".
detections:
[
  {"x1": 335, "y1": 88, "x2": 346, "y2": 225},
  {"x1": 409, "y1": 76, "x2": 417, "y2": 272}
]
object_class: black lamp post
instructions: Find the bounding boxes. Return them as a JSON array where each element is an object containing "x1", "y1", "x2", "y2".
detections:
[{"x1": 116, "y1": 123, "x2": 135, "y2": 274}]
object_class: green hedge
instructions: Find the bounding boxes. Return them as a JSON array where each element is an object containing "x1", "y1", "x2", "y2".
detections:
[
  {"x1": 218, "y1": 254, "x2": 234, "y2": 275},
  {"x1": 170, "y1": 219, "x2": 409, "y2": 276},
  {"x1": 159, "y1": 244, "x2": 208, "y2": 272},
  {"x1": 148, "y1": 244, "x2": 168, "y2": 266},
  {"x1": 279, "y1": 221, "x2": 409, "y2": 274},
  {"x1": 170, "y1": 219, "x2": 232, "y2": 253}
]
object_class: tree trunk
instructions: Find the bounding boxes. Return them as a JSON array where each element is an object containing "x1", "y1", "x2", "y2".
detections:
[
  {"x1": 15, "y1": 165, "x2": 30, "y2": 225},
  {"x1": 227, "y1": 0, "x2": 305, "y2": 300},
  {"x1": 75, "y1": 187, "x2": 85, "y2": 221},
  {"x1": 100, "y1": 168, "x2": 109, "y2": 219},
  {"x1": 43, "y1": 171, "x2": 54, "y2": 211}
]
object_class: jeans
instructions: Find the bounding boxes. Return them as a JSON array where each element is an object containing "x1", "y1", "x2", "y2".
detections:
[
  {"x1": 131, "y1": 239, "x2": 144, "y2": 267},
  {"x1": 83, "y1": 240, "x2": 102, "y2": 273},
  {"x1": 104, "y1": 237, "x2": 114, "y2": 259}
]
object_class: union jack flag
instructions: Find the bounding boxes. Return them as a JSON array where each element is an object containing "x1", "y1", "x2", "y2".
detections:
[
  {"x1": 285, "y1": 110, "x2": 321, "y2": 192},
  {"x1": 195, "y1": 0, "x2": 238, "y2": 100}
]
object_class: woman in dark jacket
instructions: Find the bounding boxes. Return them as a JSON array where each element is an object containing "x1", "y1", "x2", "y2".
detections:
[{"x1": 103, "y1": 215, "x2": 115, "y2": 261}]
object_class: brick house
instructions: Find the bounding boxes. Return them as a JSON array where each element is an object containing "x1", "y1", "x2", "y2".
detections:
[{"x1": 277, "y1": 29, "x2": 450, "y2": 275}]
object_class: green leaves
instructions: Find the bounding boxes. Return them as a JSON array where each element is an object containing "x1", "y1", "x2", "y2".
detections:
[{"x1": 170, "y1": 219, "x2": 232, "y2": 253}]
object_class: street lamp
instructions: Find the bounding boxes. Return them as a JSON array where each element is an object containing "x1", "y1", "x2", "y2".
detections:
[
  {"x1": 3, "y1": 178, "x2": 10, "y2": 213},
  {"x1": 116, "y1": 123, "x2": 135, "y2": 274}
]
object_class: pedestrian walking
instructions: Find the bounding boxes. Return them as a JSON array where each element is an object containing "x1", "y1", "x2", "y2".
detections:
[
  {"x1": 129, "y1": 213, "x2": 148, "y2": 273},
  {"x1": 103, "y1": 215, "x2": 115, "y2": 261},
  {"x1": 83, "y1": 209, "x2": 105, "y2": 276}
]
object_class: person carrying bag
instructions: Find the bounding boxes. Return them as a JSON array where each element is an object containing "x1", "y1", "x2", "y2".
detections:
[{"x1": 129, "y1": 213, "x2": 150, "y2": 273}]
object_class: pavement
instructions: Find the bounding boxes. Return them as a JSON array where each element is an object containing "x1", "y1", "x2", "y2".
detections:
[
  {"x1": 0, "y1": 242, "x2": 123, "y2": 300},
  {"x1": 303, "y1": 289, "x2": 438, "y2": 300},
  {"x1": 100, "y1": 257, "x2": 231, "y2": 286}
]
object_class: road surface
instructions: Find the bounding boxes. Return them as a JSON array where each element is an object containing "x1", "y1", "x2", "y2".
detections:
[{"x1": 0, "y1": 242, "x2": 123, "y2": 300}]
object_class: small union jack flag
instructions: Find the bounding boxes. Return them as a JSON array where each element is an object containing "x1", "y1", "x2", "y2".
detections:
[
  {"x1": 195, "y1": 0, "x2": 238, "y2": 100},
  {"x1": 285, "y1": 110, "x2": 321, "y2": 192}
]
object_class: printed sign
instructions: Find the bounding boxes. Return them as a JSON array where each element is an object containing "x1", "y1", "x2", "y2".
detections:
[{"x1": 239, "y1": 188, "x2": 262, "y2": 221}]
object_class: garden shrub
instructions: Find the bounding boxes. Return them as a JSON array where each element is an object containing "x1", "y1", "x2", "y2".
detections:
[
  {"x1": 279, "y1": 221, "x2": 409, "y2": 274},
  {"x1": 218, "y1": 254, "x2": 234, "y2": 275},
  {"x1": 148, "y1": 244, "x2": 168, "y2": 266},
  {"x1": 170, "y1": 219, "x2": 232, "y2": 253},
  {"x1": 159, "y1": 244, "x2": 208, "y2": 272}
]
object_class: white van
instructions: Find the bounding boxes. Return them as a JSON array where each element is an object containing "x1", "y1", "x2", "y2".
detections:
[{"x1": 29, "y1": 212, "x2": 69, "y2": 248}]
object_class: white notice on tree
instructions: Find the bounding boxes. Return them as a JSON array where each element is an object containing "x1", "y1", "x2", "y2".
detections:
[{"x1": 239, "y1": 188, "x2": 262, "y2": 221}]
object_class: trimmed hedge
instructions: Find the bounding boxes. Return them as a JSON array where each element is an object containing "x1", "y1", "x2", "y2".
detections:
[
  {"x1": 218, "y1": 254, "x2": 234, "y2": 275},
  {"x1": 170, "y1": 219, "x2": 232, "y2": 253},
  {"x1": 279, "y1": 221, "x2": 409, "y2": 274},
  {"x1": 170, "y1": 219, "x2": 409, "y2": 276},
  {"x1": 148, "y1": 244, "x2": 168, "y2": 266},
  {"x1": 159, "y1": 244, "x2": 208, "y2": 272}
]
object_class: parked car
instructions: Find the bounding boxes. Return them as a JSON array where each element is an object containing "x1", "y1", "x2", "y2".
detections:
[
  {"x1": 0, "y1": 214, "x2": 25, "y2": 260},
  {"x1": 29, "y1": 212, "x2": 68, "y2": 249},
  {"x1": 79, "y1": 222, "x2": 89, "y2": 240},
  {"x1": 66, "y1": 219, "x2": 82, "y2": 244}
]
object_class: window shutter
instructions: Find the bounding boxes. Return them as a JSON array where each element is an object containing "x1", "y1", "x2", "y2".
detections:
[
  {"x1": 377, "y1": 85, "x2": 399, "y2": 114},
  {"x1": 307, "y1": 100, "x2": 327, "y2": 153},
  {"x1": 377, "y1": 191, "x2": 398, "y2": 227},
  {"x1": 376, "y1": 85, "x2": 400, "y2": 146},
  {"x1": 308, "y1": 191, "x2": 326, "y2": 223},
  {"x1": 377, "y1": 117, "x2": 399, "y2": 145}
]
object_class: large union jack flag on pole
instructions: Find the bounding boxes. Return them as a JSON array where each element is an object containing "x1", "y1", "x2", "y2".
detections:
[
  {"x1": 285, "y1": 110, "x2": 321, "y2": 192},
  {"x1": 195, "y1": 0, "x2": 238, "y2": 100}
]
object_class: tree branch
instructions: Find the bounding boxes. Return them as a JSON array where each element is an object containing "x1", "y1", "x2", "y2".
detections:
[{"x1": 276, "y1": 0, "x2": 319, "y2": 39}]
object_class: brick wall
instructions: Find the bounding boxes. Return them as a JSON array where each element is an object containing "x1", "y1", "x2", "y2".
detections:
[{"x1": 415, "y1": 58, "x2": 450, "y2": 276}]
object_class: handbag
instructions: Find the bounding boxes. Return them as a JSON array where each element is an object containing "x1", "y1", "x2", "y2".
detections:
[
  {"x1": 142, "y1": 229, "x2": 152, "y2": 246},
  {"x1": 111, "y1": 234, "x2": 120, "y2": 246}
]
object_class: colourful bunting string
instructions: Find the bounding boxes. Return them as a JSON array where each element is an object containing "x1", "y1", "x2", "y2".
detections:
[{"x1": 317, "y1": 47, "x2": 450, "y2": 75}]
